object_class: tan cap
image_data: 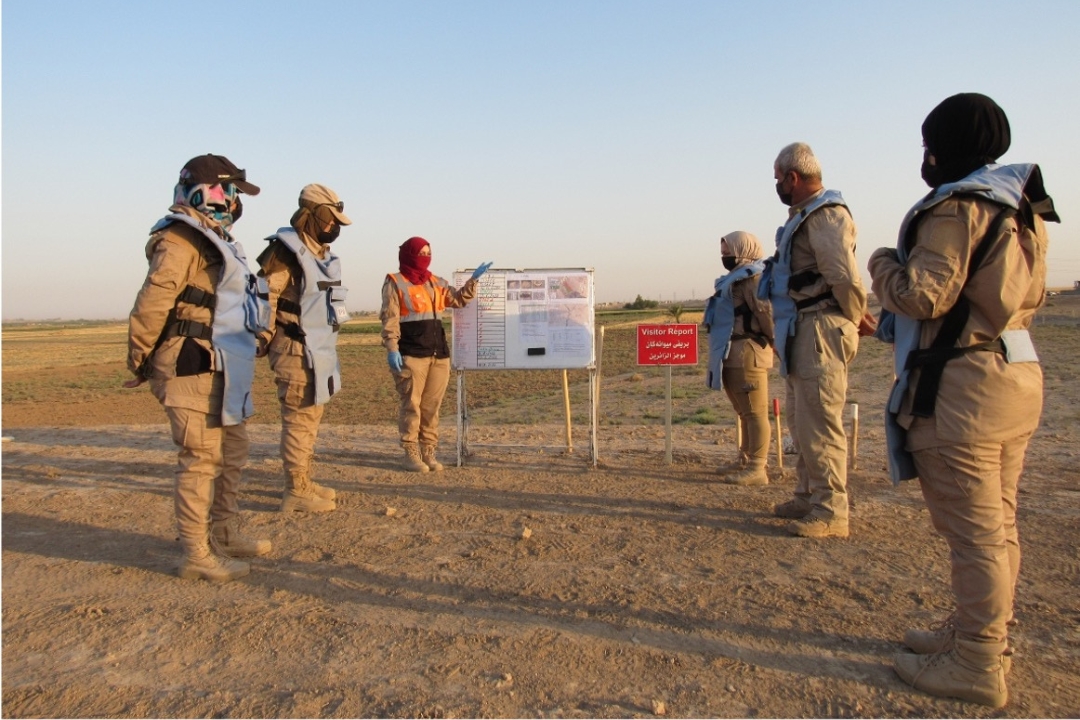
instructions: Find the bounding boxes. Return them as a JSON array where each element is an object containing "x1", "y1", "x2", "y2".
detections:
[{"x1": 299, "y1": 184, "x2": 352, "y2": 225}]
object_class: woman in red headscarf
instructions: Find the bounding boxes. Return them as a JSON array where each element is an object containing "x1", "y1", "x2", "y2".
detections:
[{"x1": 380, "y1": 237, "x2": 492, "y2": 471}]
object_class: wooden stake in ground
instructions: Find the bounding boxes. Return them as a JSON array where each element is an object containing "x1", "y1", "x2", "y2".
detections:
[
  {"x1": 850, "y1": 401, "x2": 859, "y2": 470},
  {"x1": 773, "y1": 397, "x2": 783, "y2": 470},
  {"x1": 562, "y1": 369, "x2": 573, "y2": 454}
]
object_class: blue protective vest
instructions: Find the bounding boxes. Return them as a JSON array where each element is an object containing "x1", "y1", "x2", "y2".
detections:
[
  {"x1": 269, "y1": 229, "x2": 348, "y2": 405},
  {"x1": 151, "y1": 213, "x2": 269, "y2": 426},
  {"x1": 878, "y1": 164, "x2": 1041, "y2": 485},
  {"x1": 757, "y1": 190, "x2": 848, "y2": 377},
  {"x1": 703, "y1": 260, "x2": 765, "y2": 390}
]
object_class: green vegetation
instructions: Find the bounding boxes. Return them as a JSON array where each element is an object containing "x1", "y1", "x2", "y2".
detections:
[{"x1": 623, "y1": 294, "x2": 659, "y2": 310}]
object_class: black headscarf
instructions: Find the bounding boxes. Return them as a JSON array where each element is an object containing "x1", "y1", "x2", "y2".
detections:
[{"x1": 921, "y1": 93, "x2": 1011, "y2": 188}]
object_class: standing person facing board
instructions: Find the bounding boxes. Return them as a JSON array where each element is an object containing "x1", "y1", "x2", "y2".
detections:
[
  {"x1": 759, "y1": 142, "x2": 872, "y2": 539},
  {"x1": 126, "y1": 154, "x2": 271, "y2": 583},
  {"x1": 380, "y1": 237, "x2": 491, "y2": 472},
  {"x1": 869, "y1": 93, "x2": 1058, "y2": 708},
  {"x1": 257, "y1": 184, "x2": 352, "y2": 514},
  {"x1": 704, "y1": 231, "x2": 774, "y2": 486}
]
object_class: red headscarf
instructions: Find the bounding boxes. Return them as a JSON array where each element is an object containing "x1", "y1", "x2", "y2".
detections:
[{"x1": 398, "y1": 236, "x2": 432, "y2": 285}]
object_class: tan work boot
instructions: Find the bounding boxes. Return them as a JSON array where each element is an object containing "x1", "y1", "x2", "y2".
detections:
[
  {"x1": 723, "y1": 465, "x2": 768, "y2": 486},
  {"x1": 402, "y1": 443, "x2": 430, "y2": 473},
  {"x1": 893, "y1": 640, "x2": 1008, "y2": 708},
  {"x1": 177, "y1": 543, "x2": 250, "y2": 583},
  {"x1": 904, "y1": 614, "x2": 1012, "y2": 675},
  {"x1": 420, "y1": 444, "x2": 444, "y2": 472},
  {"x1": 773, "y1": 497, "x2": 812, "y2": 519},
  {"x1": 310, "y1": 482, "x2": 336, "y2": 500},
  {"x1": 281, "y1": 473, "x2": 337, "y2": 513},
  {"x1": 306, "y1": 462, "x2": 336, "y2": 501},
  {"x1": 787, "y1": 514, "x2": 849, "y2": 538},
  {"x1": 715, "y1": 452, "x2": 749, "y2": 475},
  {"x1": 211, "y1": 517, "x2": 272, "y2": 557}
]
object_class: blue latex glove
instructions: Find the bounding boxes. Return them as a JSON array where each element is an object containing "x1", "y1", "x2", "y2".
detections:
[
  {"x1": 471, "y1": 261, "x2": 493, "y2": 280},
  {"x1": 387, "y1": 351, "x2": 403, "y2": 373}
]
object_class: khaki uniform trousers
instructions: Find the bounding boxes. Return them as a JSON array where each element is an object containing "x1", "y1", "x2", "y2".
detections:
[
  {"x1": 721, "y1": 362, "x2": 771, "y2": 467},
  {"x1": 909, "y1": 419, "x2": 1028, "y2": 656},
  {"x1": 154, "y1": 372, "x2": 248, "y2": 554},
  {"x1": 786, "y1": 308, "x2": 858, "y2": 521},
  {"x1": 269, "y1": 351, "x2": 325, "y2": 479},
  {"x1": 394, "y1": 355, "x2": 451, "y2": 446}
]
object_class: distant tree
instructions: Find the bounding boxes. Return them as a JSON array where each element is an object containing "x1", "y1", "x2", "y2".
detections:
[
  {"x1": 624, "y1": 294, "x2": 660, "y2": 310},
  {"x1": 668, "y1": 303, "x2": 684, "y2": 322}
]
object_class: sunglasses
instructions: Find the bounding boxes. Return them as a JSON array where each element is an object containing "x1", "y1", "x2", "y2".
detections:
[{"x1": 316, "y1": 201, "x2": 345, "y2": 213}]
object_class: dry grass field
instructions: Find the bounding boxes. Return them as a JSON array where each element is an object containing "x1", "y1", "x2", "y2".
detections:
[{"x1": 2, "y1": 300, "x2": 1079, "y2": 718}]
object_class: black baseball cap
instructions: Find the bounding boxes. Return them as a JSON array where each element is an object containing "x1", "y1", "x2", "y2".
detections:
[{"x1": 178, "y1": 154, "x2": 260, "y2": 195}]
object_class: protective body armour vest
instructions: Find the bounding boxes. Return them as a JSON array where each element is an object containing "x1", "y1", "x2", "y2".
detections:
[
  {"x1": 270, "y1": 229, "x2": 349, "y2": 406},
  {"x1": 757, "y1": 189, "x2": 848, "y2": 377},
  {"x1": 703, "y1": 260, "x2": 765, "y2": 390},
  {"x1": 877, "y1": 164, "x2": 1042, "y2": 484},
  {"x1": 151, "y1": 213, "x2": 268, "y2": 426}
]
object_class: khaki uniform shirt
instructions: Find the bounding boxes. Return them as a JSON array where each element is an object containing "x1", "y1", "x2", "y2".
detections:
[
  {"x1": 869, "y1": 196, "x2": 1048, "y2": 445},
  {"x1": 727, "y1": 273, "x2": 774, "y2": 369},
  {"x1": 128, "y1": 205, "x2": 228, "y2": 413},
  {"x1": 787, "y1": 190, "x2": 868, "y2": 325}
]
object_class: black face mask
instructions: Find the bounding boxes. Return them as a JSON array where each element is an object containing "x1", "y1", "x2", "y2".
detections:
[
  {"x1": 318, "y1": 223, "x2": 341, "y2": 244},
  {"x1": 920, "y1": 149, "x2": 944, "y2": 189},
  {"x1": 232, "y1": 196, "x2": 243, "y2": 222},
  {"x1": 722, "y1": 256, "x2": 738, "y2": 271},
  {"x1": 775, "y1": 180, "x2": 793, "y2": 206}
]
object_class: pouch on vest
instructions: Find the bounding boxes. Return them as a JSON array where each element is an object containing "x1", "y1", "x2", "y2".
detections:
[
  {"x1": 327, "y1": 284, "x2": 349, "y2": 326},
  {"x1": 176, "y1": 337, "x2": 212, "y2": 377},
  {"x1": 1000, "y1": 329, "x2": 1038, "y2": 363},
  {"x1": 244, "y1": 275, "x2": 271, "y2": 334}
]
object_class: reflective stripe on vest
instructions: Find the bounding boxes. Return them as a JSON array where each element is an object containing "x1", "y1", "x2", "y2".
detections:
[
  {"x1": 271, "y1": 229, "x2": 346, "y2": 405},
  {"x1": 758, "y1": 189, "x2": 848, "y2": 377},
  {"x1": 151, "y1": 213, "x2": 264, "y2": 426},
  {"x1": 388, "y1": 273, "x2": 449, "y2": 321}
]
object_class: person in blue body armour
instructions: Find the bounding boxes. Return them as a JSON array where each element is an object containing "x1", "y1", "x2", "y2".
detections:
[
  {"x1": 760, "y1": 143, "x2": 872, "y2": 538},
  {"x1": 703, "y1": 231, "x2": 774, "y2": 485},
  {"x1": 126, "y1": 154, "x2": 271, "y2": 583},
  {"x1": 870, "y1": 93, "x2": 1058, "y2": 708},
  {"x1": 257, "y1": 184, "x2": 352, "y2": 514}
]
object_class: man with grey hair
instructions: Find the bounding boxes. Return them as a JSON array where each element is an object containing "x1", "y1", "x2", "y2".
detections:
[{"x1": 759, "y1": 142, "x2": 872, "y2": 538}]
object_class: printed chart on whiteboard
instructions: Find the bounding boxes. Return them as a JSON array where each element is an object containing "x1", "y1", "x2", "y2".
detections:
[{"x1": 451, "y1": 269, "x2": 595, "y2": 370}]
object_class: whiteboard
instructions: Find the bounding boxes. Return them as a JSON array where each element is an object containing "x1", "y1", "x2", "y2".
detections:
[{"x1": 451, "y1": 268, "x2": 595, "y2": 370}]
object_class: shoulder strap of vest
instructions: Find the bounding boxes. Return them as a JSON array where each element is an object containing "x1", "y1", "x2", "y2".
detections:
[{"x1": 907, "y1": 204, "x2": 1017, "y2": 417}]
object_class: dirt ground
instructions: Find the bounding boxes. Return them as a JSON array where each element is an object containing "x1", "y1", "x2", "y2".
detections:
[{"x1": 3, "y1": 305, "x2": 1080, "y2": 718}]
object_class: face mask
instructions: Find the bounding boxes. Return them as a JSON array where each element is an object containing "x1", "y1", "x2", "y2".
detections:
[
  {"x1": 775, "y1": 179, "x2": 793, "y2": 206},
  {"x1": 318, "y1": 223, "x2": 341, "y2": 244},
  {"x1": 920, "y1": 149, "x2": 944, "y2": 188},
  {"x1": 722, "y1": 256, "x2": 738, "y2": 271}
]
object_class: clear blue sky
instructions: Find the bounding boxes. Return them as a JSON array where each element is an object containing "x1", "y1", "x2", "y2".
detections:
[{"x1": 3, "y1": 0, "x2": 1078, "y2": 320}]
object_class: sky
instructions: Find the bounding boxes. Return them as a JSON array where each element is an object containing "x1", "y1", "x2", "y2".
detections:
[{"x1": 3, "y1": 0, "x2": 1079, "y2": 320}]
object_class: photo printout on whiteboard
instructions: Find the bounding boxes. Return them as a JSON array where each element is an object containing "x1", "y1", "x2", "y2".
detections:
[{"x1": 451, "y1": 269, "x2": 595, "y2": 370}]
